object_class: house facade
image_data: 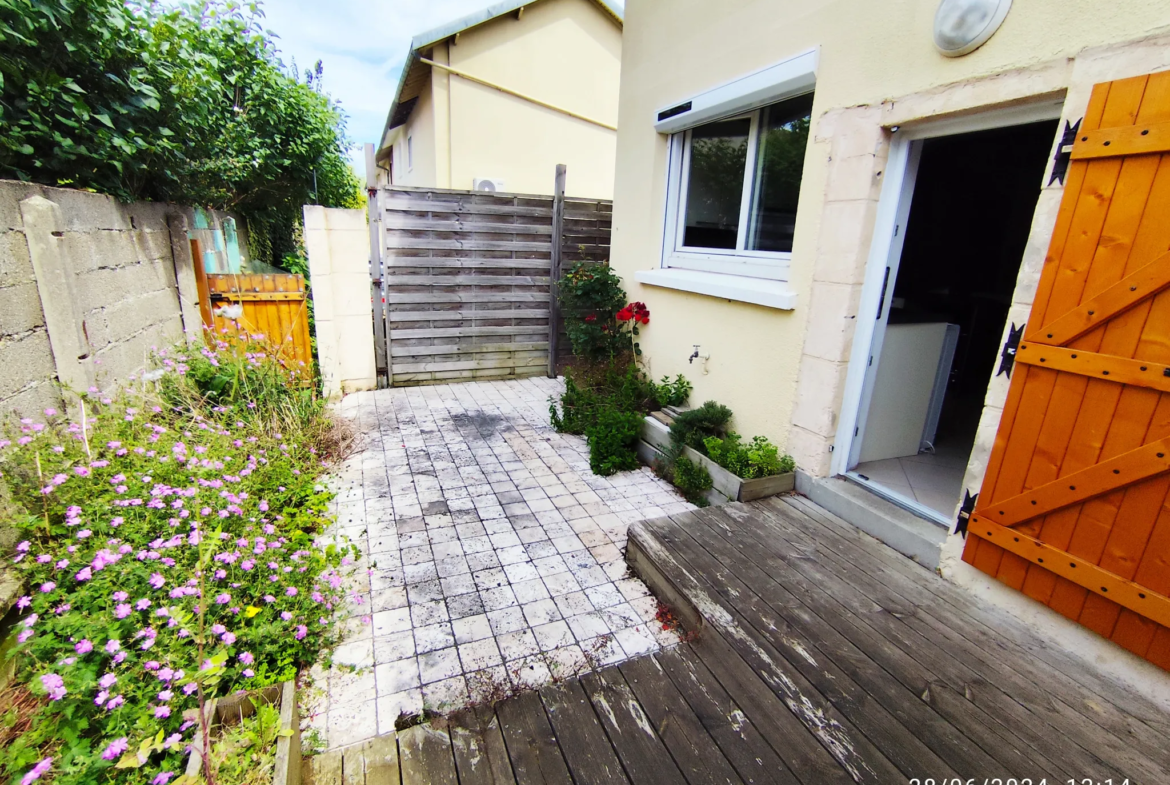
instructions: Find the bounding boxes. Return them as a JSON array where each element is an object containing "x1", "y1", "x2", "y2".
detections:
[
  {"x1": 611, "y1": 0, "x2": 1170, "y2": 678},
  {"x1": 376, "y1": 0, "x2": 622, "y2": 199}
]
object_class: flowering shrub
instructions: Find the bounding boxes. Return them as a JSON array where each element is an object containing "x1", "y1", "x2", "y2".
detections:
[
  {"x1": 558, "y1": 262, "x2": 629, "y2": 360},
  {"x1": 0, "y1": 339, "x2": 356, "y2": 785}
]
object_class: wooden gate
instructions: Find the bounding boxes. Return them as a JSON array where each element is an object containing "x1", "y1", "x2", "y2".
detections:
[
  {"x1": 200, "y1": 270, "x2": 313, "y2": 373},
  {"x1": 963, "y1": 72, "x2": 1170, "y2": 669},
  {"x1": 369, "y1": 171, "x2": 612, "y2": 387}
]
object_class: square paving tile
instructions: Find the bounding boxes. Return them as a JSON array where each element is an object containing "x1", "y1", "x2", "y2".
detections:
[{"x1": 306, "y1": 378, "x2": 695, "y2": 749}]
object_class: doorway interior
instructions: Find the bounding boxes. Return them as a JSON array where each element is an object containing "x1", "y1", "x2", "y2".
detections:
[{"x1": 846, "y1": 117, "x2": 1060, "y2": 524}]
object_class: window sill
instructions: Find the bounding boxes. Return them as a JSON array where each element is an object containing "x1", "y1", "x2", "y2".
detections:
[{"x1": 635, "y1": 268, "x2": 797, "y2": 310}]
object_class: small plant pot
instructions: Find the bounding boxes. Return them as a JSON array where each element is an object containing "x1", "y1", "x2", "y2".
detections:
[
  {"x1": 639, "y1": 416, "x2": 795, "y2": 504},
  {"x1": 184, "y1": 680, "x2": 301, "y2": 785}
]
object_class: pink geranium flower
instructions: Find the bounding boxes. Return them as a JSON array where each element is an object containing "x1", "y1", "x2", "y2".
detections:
[{"x1": 101, "y1": 738, "x2": 128, "y2": 761}]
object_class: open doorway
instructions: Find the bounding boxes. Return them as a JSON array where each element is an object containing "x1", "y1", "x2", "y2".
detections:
[{"x1": 847, "y1": 118, "x2": 1059, "y2": 523}]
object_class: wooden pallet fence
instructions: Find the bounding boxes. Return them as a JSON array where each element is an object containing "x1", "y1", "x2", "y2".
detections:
[{"x1": 377, "y1": 181, "x2": 612, "y2": 387}]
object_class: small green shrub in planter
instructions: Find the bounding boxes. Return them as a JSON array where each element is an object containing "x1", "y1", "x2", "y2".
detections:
[
  {"x1": 585, "y1": 409, "x2": 644, "y2": 476},
  {"x1": 668, "y1": 401, "x2": 733, "y2": 453},
  {"x1": 703, "y1": 433, "x2": 795, "y2": 480}
]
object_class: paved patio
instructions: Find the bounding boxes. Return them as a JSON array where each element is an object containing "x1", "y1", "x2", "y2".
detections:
[{"x1": 306, "y1": 376, "x2": 695, "y2": 750}]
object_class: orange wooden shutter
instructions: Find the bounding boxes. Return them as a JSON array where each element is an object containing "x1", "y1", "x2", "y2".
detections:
[{"x1": 963, "y1": 70, "x2": 1170, "y2": 670}]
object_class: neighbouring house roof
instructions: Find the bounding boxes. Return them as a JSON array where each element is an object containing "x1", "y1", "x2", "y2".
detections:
[{"x1": 377, "y1": 0, "x2": 623, "y2": 156}]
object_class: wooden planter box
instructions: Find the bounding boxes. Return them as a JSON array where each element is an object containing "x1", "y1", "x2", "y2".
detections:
[
  {"x1": 184, "y1": 680, "x2": 301, "y2": 785},
  {"x1": 639, "y1": 416, "x2": 795, "y2": 505}
]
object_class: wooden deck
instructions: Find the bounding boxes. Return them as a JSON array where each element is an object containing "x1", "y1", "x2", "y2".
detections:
[{"x1": 308, "y1": 495, "x2": 1170, "y2": 784}]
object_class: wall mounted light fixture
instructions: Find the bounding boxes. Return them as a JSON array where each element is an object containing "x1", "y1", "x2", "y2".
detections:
[{"x1": 933, "y1": 0, "x2": 1012, "y2": 57}]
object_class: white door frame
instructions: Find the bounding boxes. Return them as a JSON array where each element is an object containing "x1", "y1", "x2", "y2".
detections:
[{"x1": 830, "y1": 99, "x2": 1067, "y2": 478}]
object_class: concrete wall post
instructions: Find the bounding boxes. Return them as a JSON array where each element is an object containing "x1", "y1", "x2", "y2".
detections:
[
  {"x1": 166, "y1": 212, "x2": 203, "y2": 342},
  {"x1": 303, "y1": 205, "x2": 377, "y2": 400},
  {"x1": 19, "y1": 195, "x2": 95, "y2": 397}
]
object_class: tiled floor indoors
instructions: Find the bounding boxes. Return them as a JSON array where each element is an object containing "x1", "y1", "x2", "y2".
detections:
[
  {"x1": 852, "y1": 439, "x2": 968, "y2": 516},
  {"x1": 305, "y1": 376, "x2": 695, "y2": 750}
]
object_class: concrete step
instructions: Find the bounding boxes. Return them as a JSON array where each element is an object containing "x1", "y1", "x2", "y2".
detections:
[{"x1": 794, "y1": 471, "x2": 949, "y2": 570}]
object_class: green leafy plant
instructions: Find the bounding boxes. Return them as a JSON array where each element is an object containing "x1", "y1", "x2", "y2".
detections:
[
  {"x1": 652, "y1": 375, "x2": 692, "y2": 409},
  {"x1": 0, "y1": 0, "x2": 362, "y2": 265},
  {"x1": 549, "y1": 362, "x2": 664, "y2": 435},
  {"x1": 703, "y1": 433, "x2": 795, "y2": 479},
  {"x1": 205, "y1": 696, "x2": 285, "y2": 785},
  {"x1": 584, "y1": 409, "x2": 644, "y2": 476},
  {"x1": 671, "y1": 457, "x2": 712, "y2": 507},
  {"x1": 0, "y1": 337, "x2": 356, "y2": 785},
  {"x1": 669, "y1": 401, "x2": 733, "y2": 454}
]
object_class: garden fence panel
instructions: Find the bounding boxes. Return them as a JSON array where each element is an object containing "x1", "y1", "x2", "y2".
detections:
[{"x1": 375, "y1": 184, "x2": 612, "y2": 387}]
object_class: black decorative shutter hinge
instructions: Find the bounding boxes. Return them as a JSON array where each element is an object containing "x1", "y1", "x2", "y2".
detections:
[
  {"x1": 997, "y1": 322, "x2": 1025, "y2": 378},
  {"x1": 955, "y1": 489, "x2": 977, "y2": 537},
  {"x1": 1049, "y1": 118, "x2": 1082, "y2": 186}
]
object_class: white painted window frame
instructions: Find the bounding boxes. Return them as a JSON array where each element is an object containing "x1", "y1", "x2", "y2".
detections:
[
  {"x1": 829, "y1": 98, "x2": 1067, "y2": 481},
  {"x1": 662, "y1": 101, "x2": 809, "y2": 281}
]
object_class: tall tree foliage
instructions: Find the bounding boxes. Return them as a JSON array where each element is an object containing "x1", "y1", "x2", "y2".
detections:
[{"x1": 0, "y1": 0, "x2": 361, "y2": 264}]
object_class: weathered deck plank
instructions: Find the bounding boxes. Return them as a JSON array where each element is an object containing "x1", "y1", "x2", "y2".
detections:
[
  {"x1": 617, "y1": 654, "x2": 745, "y2": 785},
  {"x1": 714, "y1": 501, "x2": 1078, "y2": 781},
  {"x1": 321, "y1": 495, "x2": 1170, "y2": 785},
  {"x1": 770, "y1": 496, "x2": 1170, "y2": 778},
  {"x1": 538, "y1": 680, "x2": 631, "y2": 784},
  {"x1": 496, "y1": 690, "x2": 574, "y2": 785},
  {"x1": 578, "y1": 666, "x2": 688, "y2": 785}
]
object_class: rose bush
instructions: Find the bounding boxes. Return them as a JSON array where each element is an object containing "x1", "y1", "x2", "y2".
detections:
[{"x1": 0, "y1": 337, "x2": 357, "y2": 785}]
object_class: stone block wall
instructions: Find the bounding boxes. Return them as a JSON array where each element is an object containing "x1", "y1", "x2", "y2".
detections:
[{"x1": 0, "y1": 179, "x2": 240, "y2": 418}]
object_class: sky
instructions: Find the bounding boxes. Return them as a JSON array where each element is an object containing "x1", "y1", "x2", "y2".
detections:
[{"x1": 258, "y1": 0, "x2": 496, "y2": 171}]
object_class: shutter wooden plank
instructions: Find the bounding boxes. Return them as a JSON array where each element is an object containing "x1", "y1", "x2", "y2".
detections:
[
  {"x1": 1029, "y1": 249, "x2": 1170, "y2": 346},
  {"x1": 1071, "y1": 119, "x2": 1170, "y2": 159},
  {"x1": 967, "y1": 82, "x2": 1122, "y2": 574},
  {"x1": 971, "y1": 518, "x2": 1170, "y2": 628},
  {"x1": 1015, "y1": 343, "x2": 1170, "y2": 392},
  {"x1": 981, "y1": 435, "x2": 1170, "y2": 526}
]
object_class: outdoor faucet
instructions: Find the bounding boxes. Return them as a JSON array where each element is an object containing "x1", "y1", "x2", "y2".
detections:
[{"x1": 689, "y1": 346, "x2": 710, "y2": 375}]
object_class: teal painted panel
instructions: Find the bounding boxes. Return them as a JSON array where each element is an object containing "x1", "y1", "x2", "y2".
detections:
[{"x1": 223, "y1": 218, "x2": 242, "y2": 273}]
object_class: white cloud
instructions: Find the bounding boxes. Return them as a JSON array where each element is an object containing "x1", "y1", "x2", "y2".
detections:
[{"x1": 259, "y1": 0, "x2": 494, "y2": 168}]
